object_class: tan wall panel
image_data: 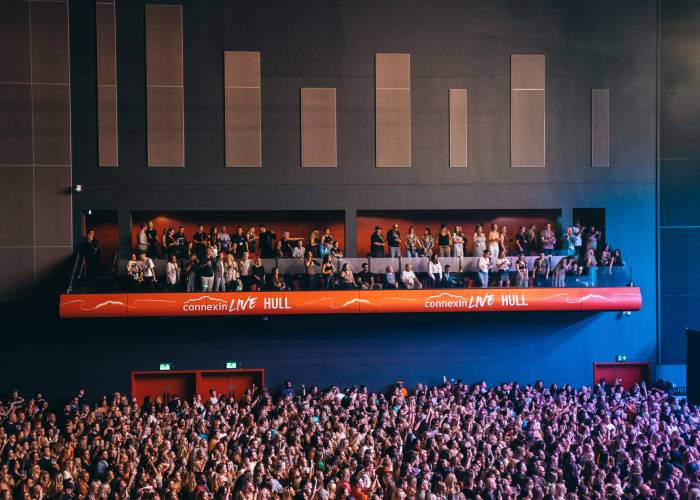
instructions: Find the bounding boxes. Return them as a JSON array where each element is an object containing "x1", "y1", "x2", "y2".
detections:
[
  {"x1": 225, "y1": 87, "x2": 261, "y2": 167},
  {"x1": 301, "y1": 88, "x2": 337, "y2": 167},
  {"x1": 32, "y1": 84, "x2": 71, "y2": 166},
  {"x1": 0, "y1": 1, "x2": 30, "y2": 82},
  {"x1": 0, "y1": 248, "x2": 35, "y2": 301},
  {"x1": 145, "y1": 5, "x2": 183, "y2": 86},
  {"x1": 449, "y1": 89, "x2": 468, "y2": 167},
  {"x1": 224, "y1": 51, "x2": 260, "y2": 87},
  {"x1": 376, "y1": 89, "x2": 411, "y2": 167},
  {"x1": 147, "y1": 86, "x2": 185, "y2": 167},
  {"x1": 511, "y1": 90, "x2": 545, "y2": 167},
  {"x1": 98, "y1": 85, "x2": 118, "y2": 167},
  {"x1": 511, "y1": 54, "x2": 545, "y2": 89},
  {"x1": 96, "y1": 3, "x2": 117, "y2": 85},
  {"x1": 0, "y1": 166, "x2": 34, "y2": 246},
  {"x1": 30, "y1": 2, "x2": 69, "y2": 84},
  {"x1": 592, "y1": 89, "x2": 610, "y2": 167},
  {"x1": 0, "y1": 84, "x2": 33, "y2": 165},
  {"x1": 376, "y1": 53, "x2": 410, "y2": 89}
]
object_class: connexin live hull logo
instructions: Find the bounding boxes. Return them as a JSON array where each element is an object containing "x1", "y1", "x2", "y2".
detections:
[
  {"x1": 181, "y1": 295, "x2": 292, "y2": 314},
  {"x1": 423, "y1": 292, "x2": 529, "y2": 310}
]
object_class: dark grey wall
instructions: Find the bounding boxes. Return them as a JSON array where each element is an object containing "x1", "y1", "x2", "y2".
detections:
[{"x1": 659, "y1": 0, "x2": 700, "y2": 363}]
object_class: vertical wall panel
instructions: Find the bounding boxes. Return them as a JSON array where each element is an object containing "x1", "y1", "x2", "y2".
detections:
[
  {"x1": 592, "y1": 89, "x2": 610, "y2": 167},
  {"x1": 376, "y1": 53, "x2": 411, "y2": 167},
  {"x1": 96, "y1": 1, "x2": 118, "y2": 166},
  {"x1": 225, "y1": 51, "x2": 261, "y2": 167},
  {"x1": 0, "y1": 1, "x2": 30, "y2": 82},
  {"x1": 145, "y1": 5, "x2": 184, "y2": 167},
  {"x1": 30, "y1": 2, "x2": 70, "y2": 84},
  {"x1": 511, "y1": 54, "x2": 545, "y2": 167},
  {"x1": 449, "y1": 89, "x2": 468, "y2": 167},
  {"x1": 301, "y1": 88, "x2": 337, "y2": 167}
]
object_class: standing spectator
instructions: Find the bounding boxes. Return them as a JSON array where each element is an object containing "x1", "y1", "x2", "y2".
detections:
[
  {"x1": 238, "y1": 252, "x2": 253, "y2": 290},
  {"x1": 162, "y1": 227, "x2": 178, "y2": 260},
  {"x1": 281, "y1": 229, "x2": 301, "y2": 257},
  {"x1": 209, "y1": 226, "x2": 220, "y2": 251},
  {"x1": 174, "y1": 225, "x2": 188, "y2": 259},
  {"x1": 137, "y1": 223, "x2": 148, "y2": 255},
  {"x1": 370, "y1": 226, "x2": 386, "y2": 257},
  {"x1": 232, "y1": 226, "x2": 247, "y2": 258},
  {"x1": 572, "y1": 220, "x2": 583, "y2": 258},
  {"x1": 321, "y1": 227, "x2": 334, "y2": 247},
  {"x1": 401, "y1": 263, "x2": 422, "y2": 289},
  {"x1": 584, "y1": 243, "x2": 598, "y2": 287},
  {"x1": 258, "y1": 225, "x2": 276, "y2": 258},
  {"x1": 526, "y1": 224, "x2": 538, "y2": 255},
  {"x1": 165, "y1": 254, "x2": 180, "y2": 291},
  {"x1": 356, "y1": 262, "x2": 380, "y2": 290},
  {"x1": 384, "y1": 266, "x2": 399, "y2": 289},
  {"x1": 308, "y1": 229, "x2": 321, "y2": 256},
  {"x1": 452, "y1": 225, "x2": 465, "y2": 257},
  {"x1": 198, "y1": 248, "x2": 215, "y2": 292},
  {"x1": 146, "y1": 221, "x2": 158, "y2": 258},
  {"x1": 428, "y1": 254, "x2": 443, "y2": 288},
  {"x1": 81, "y1": 230, "x2": 101, "y2": 279},
  {"x1": 586, "y1": 225, "x2": 600, "y2": 252},
  {"x1": 304, "y1": 251, "x2": 320, "y2": 290},
  {"x1": 218, "y1": 226, "x2": 231, "y2": 253},
  {"x1": 246, "y1": 226, "x2": 258, "y2": 255},
  {"x1": 540, "y1": 223, "x2": 556, "y2": 256},
  {"x1": 553, "y1": 256, "x2": 568, "y2": 287},
  {"x1": 562, "y1": 226, "x2": 575, "y2": 256},
  {"x1": 515, "y1": 226, "x2": 528, "y2": 255},
  {"x1": 421, "y1": 228, "x2": 434, "y2": 257},
  {"x1": 405, "y1": 226, "x2": 421, "y2": 257},
  {"x1": 138, "y1": 252, "x2": 156, "y2": 291},
  {"x1": 225, "y1": 253, "x2": 243, "y2": 291},
  {"x1": 437, "y1": 225, "x2": 452, "y2": 257},
  {"x1": 477, "y1": 250, "x2": 491, "y2": 288},
  {"x1": 127, "y1": 253, "x2": 142, "y2": 291},
  {"x1": 609, "y1": 248, "x2": 624, "y2": 270},
  {"x1": 499, "y1": 225, "x2": 509, "y2": 256},
  {"x1": 270, "y1": 268, "x2": 289, "y2": 291},
  {"x1": 192, "y1": 225, "x2": 208, "y2": 259},
  {"x1": 496, "y1": 250, "x2": 511, "y2": 287},
  {"x1": 515, "y1": 253, "x2": 529, "y2": 288},
  {"x1": 321, "y1": 255, "x2": 336, "y2": 289},
  {"x1": 387, "y1": 224, "x2": 401, "y2": 258},
  {"x1": 599, "y1": 243, "x2": 612, "y2": 266},
  {"x1": 330, "y1": 241, "x2": 343, "y2": 259},
  {"x1": 339, "y1": 263, "x2": 358, "y2": 289},
  {"x1": 251, "y1": 256, "x2": 266, "y2": 291},
  {"x1": 472, "y1": 224, "x2": 486, "y2": 257},
  {"x1": 213, "y1": 252, "x2": 226, "y2": 292},
  {"x1": 184, "y1": 254, "x2": 198, "y2": 291},
  {"x1": 532, "y1": 252, "x2": 550, "y2": 287},
  {"x1": 487, "y1": 224, "x2": 500, "y2": 265},
  {"x1": 291, "y1": 240, "x2": 305, "y2": 259}
]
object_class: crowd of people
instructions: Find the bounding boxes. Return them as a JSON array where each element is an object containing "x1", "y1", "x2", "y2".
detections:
[
  {"x1": 119, "y1": 221, "x2": 624, "y2": 292},
  {"x1": 0, "y1": 379, "x2": 697, "y2": 499}
]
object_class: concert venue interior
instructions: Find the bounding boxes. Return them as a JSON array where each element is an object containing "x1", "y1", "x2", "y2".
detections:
[{"x1": 1, "y1": 0, "x2": 699, "y2": 498}]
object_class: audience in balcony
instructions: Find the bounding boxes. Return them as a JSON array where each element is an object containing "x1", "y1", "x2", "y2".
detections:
[
  {"x1": 532, "y1": 251, "x2": 550, "y2": 287},
  {"x1": 487, "y1": 224, "x2": 500, "y2": 265},
  {"x1": 421, "y1": 227, "x2": 434, "y2": 258},
  {"x1": 441, "y1": 264, "x2": 458, "y2": 288},
  {"x1": 428, "y1": 254, "x2": 443, "y2": 288},
  {"x1": 80, "y1": 229, "x2": 101, "y2": 279},
  {"x1": 384, "y1": 266, "x2": 399, "y2": 289},
  {"x1": 370, "y1": 226, "x2": 386, "y2": 258},
  {"x1": 357, "y1": 262, "x2": 380, "y2": 290},
  {"x1": 322, "y1": 255, "x2": 336, "y2": 290},
  {"x1": 437, "y1": 224, "x2": 452, "y2": 257},
  {"x1": 516, "y1": 254, "x2": 529, "y2": 288},
  {"x1": 339, "y1": 263, "x2": 358, "y2": 289},
  {"x1": 477, "y1": 250, "x2": 491, "y2": 288},
  {"x1": 165, "y1": 254, "x2": 180, "y2": 291},
  {"x1": 270, "y1": 267, "x2": 289, "y2": 291},
  {"x1": 225, "y1": 253, "x2": 243, "y2": 291},
  {"x1": 496, "y1": 250, "x2": 511, "y2": 287},
  {"x1": 291, "y1": 240, "x2": 305, "y2": 259},
  {"x1": 304, "y1": 251, "x2": 320, "y2": 290},
  {"x1": 251, "y1": 256, "x2": 266, "y2": 290},
  {"x1": 387, "y1": 223, "x2": 402, "y2": 258},
  {"x1": 452, "y1": 225, "x2": 466, "y2": 257},
  {"x1": 401, "y1": 263, "x2": 423, "y2": 289},
  {"x1": 540, "y1": 222, "x2": 556, "y2": 256},
  {"x1": 472, "y1": 224, "x2": 486, "y2": 257}
]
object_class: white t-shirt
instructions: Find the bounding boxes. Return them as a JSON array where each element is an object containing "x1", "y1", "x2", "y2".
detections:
[
  {"x1": 428, "y1": 261, "x2": 443, "y2": 277},
  {"x1": 166, "y1": 262, "x2": 179, "y2": 284},
  {"x1": 477, "y1": 256, "x2": 491, "y2": 273},
  {"x1": 401, "y1": 270, "x2": 417, "y2": 282}
]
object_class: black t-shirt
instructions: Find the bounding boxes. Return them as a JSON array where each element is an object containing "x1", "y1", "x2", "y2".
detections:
[
  {"x1": 357, "y1": 270, "x2": 374, "y2": 285},
  {"x1": 146, "y1": 229, "x2": 157, "y2": 245},
  {"x1": 259, "y1": 231, "x2": 275, "y2": 253},
  {"x1": 516, "y1": 233, "x2": 528, "y2": 251},
  {"x1": 231, "y1": 233, "x2": 247, "y2": 250},
  {"x1": 193, "y1": 231, "x2": 207, "y2": 246},
  {"x1": 199, "y1": 257, "x2": 214, "y2": 277},
  {"x1": 387, "y1": 229, "x2": 401, "y2": 247},
  {"x1": 371, "y1": 233, "x2": 385, "y2": 250}
]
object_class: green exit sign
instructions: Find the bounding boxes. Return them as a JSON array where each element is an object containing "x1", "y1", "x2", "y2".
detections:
[
  {"x1": 226, "y1": 361, "x2": 238, "y2": 369},
  {"x1": 159, "y1": 363, "x2": 172, "y2": 371}
]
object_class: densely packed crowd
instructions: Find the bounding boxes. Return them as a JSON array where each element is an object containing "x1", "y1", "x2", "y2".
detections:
[
  {"x1": 0, "y1": 379, "x2": 697, "y2": 499},
  {"x1": 109, "y1": 220, "x2": 624, "y2": 292}
]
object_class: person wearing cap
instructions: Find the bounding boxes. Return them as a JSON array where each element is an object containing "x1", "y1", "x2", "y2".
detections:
[{"x1": 370, "y1": 226, "x2": 386, "y2": 258}]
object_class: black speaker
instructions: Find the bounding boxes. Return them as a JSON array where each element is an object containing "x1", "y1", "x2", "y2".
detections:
[{"x1": 687, "y1": 329, "x2": 700, "y2": 405}]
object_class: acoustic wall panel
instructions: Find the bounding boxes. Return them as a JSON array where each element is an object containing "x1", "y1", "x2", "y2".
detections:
[
  {"x1": 0, "y1": 84, "x2": 33, "y2": 165},
  {"x1": 301, "y1": 88, "x2": 337, "y2": 167},
  {"x1": 449, "y1": 89, "x2": 468, "y2": 167},
  {"x1": 30, "y1": 2, "x2": 70, "y2": 85},
  {"x1": 96, "y1": 1, "x2": 118, "y2": 166},
  {"x1": 0, "y1": 1, "x2": 30, "y2": 82},
  {"x1": 32, "y1": 84, "x2": 71, "y2": 166},
  {"x1": 376, "y1": 53, "x2": 411, "y2": 167},
  {"x1": 145, "y1": 5, "x2": 184, "y2": 167},
  {"x1": 592, "y1": 89, "x2": 610, "y2": 167},
  {"x1": 225, "y1": 51, "x2": 261, "y2": 167},
  {"x1": 511, "y1": 54, "x2": 545, "y2": 167}
]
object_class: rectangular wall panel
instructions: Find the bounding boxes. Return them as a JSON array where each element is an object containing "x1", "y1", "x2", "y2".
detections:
[
  {"x1": 301, "y1": 88, "x2": 337, "y2": 167},
  {"x1": 449, "y1": 89, "x2": 468, "y2": 167},
  {"x1": 511, "y1": 54, "x2": 545, "y2": 167},
  {"x1": 96, "y1": 1, "x2": 118, "y2": 166},
  {"x1": 30, "y1": 2, "x2": 69, "y2": 84},
  {"x1": 376, "y1": 53, "x2": 411, "y2": 167},
  {"x1": 0, "y1": 1, "x2": 30, "y2": 82},
  {"x1": 225, "y1": 51, "x2": 261, "y2": 167},
  {"x1": 592, "y1": 89, "x2": 610, "y2": 167},
  {"x1": 145, "y1": 5, "x2": 184, "y2": 167}
]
